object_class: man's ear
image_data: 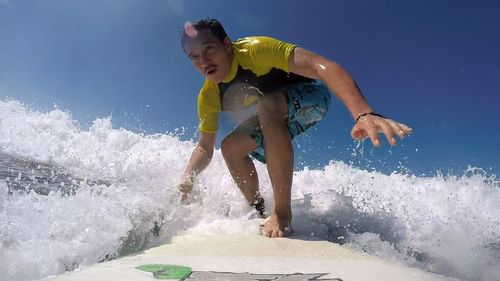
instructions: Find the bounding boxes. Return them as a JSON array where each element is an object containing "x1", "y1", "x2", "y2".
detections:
[{"x1": 223, "y1": 37, "x2": 232, "y2": 53}]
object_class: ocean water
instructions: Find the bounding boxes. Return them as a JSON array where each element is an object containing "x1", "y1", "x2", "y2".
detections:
[{"x1": 0, "y1": 99, "x2": 499, "y2": 281}]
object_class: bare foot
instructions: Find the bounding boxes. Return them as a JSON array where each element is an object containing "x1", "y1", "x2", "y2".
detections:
[{"x1": 260, "y1": 213, "x2": 293, "y2": 238}]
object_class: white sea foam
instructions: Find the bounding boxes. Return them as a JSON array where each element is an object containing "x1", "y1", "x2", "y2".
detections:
[{"x1": 0, "y1": 99, "x2": 499, "y2": 281}]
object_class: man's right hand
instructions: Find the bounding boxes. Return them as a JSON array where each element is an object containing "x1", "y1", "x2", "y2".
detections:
[
  {"x1": 179, "y1": 132, "x2": 216, "y2": 204},
  {"x1": 178, "y1": 175, "x2": 194, "y2": 203}
]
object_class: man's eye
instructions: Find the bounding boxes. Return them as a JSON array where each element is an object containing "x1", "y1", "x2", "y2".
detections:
[{"x1": 204, "y1": 45, "x2": 215, "y2": 52}]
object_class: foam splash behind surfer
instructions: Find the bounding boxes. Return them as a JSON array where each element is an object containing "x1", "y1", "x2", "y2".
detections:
[{"x1": 177, "y1": 18, "x2": 412, "y2": 238}]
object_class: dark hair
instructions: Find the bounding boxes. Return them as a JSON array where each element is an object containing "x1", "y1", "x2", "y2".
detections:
[{"x1": 181, "y1": 18, "x2": 228, "y2": 51}]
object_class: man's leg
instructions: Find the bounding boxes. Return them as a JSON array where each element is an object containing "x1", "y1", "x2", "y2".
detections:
[
  {"x1": 257, "y1": 92, "x2": 294, "y2": 238},
  {"x1": 221, "y1": 131, "x2": 263, "y2": 211}
]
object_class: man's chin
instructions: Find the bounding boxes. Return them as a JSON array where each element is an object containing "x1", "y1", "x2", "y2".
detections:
[{"x1": 205, "y1": 75, "x2": 222, "y2": 84}]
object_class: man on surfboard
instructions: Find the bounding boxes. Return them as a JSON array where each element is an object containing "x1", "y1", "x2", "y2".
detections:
[{"x1": 177, "y1": 18, "x2": 412, "y2": 238}]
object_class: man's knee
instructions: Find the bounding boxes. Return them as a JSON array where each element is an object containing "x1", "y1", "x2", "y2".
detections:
[
  {"x1": 221, "y1": 133, "x2": 256, "y2": 160},
  {"x1": 221, "y1": 136, "x2": 236, "y2": 159}
]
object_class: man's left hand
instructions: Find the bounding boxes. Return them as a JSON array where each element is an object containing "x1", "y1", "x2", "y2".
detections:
[{"x1": 351, "y1": 114, "x2": 413, "y2": 146}]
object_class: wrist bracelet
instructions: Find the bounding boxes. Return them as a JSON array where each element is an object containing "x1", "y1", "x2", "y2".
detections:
[{"x1": 355, "y1": 112, "x2": 386, "y2": 124}]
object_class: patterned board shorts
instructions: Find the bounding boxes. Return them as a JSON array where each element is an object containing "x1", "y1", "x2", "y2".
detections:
[{"x1": 234, "y1": 80, "x2": 331, "y2": 163}]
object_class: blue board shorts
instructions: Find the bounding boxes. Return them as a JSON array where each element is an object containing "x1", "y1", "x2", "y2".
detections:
[{"x1": 234, "y1": 80, "x2": 331, "y2": 163}]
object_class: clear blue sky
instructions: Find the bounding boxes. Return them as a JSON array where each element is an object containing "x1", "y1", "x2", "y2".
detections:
[{"x1": 1, "y1": 0, "x2": 499, "y2": 176}]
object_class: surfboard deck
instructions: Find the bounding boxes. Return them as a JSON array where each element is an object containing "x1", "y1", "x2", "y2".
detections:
[{"x1": 48, "y1": 234, "x2": 455, "y2": 281}]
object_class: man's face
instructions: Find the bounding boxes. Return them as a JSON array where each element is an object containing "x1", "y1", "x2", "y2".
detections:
[{"x1": 183, "y1": 29, "x2": 233, "y2": 84}]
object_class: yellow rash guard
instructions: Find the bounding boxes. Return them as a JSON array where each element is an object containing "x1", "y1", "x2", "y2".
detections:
[{"x1": 197, "y1": 36, "x2": 313, "y2": 133}]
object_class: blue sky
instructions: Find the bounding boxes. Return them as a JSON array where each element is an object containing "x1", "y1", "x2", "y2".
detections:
[{"x1": 1, "y1": 0, "x2": 499, "y2": 176}]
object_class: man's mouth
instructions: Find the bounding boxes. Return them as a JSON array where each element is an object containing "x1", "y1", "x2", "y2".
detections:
[{"x1": 205, "y1": 66, "x2": 217, "y2": 75}]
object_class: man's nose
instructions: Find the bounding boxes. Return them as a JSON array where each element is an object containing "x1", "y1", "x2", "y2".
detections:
[{"x1": 200, "y1": 53, "x2": 210, "y2": 66}]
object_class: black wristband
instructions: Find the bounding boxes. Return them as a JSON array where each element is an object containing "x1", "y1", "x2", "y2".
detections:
[{"x1": 355, "y1": 112, "x2": 386, "y2": 124}]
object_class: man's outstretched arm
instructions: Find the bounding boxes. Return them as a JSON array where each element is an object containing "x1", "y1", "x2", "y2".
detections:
[
  {"x1": 178, "y1": 131, "x2": 216, "y2": 201},
  {"x1": 288, "y1": 47, "x2": 412, "y2": 146}
]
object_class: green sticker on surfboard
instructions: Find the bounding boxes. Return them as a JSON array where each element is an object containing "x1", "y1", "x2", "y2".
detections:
[{"x1": 135, "y1": 264, "x2": 192, "y2": 279}]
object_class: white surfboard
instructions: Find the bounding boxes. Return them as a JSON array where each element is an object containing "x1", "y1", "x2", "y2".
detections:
[{"x1": 48, "y1": 233, "x2": 455, "y2": 281}]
